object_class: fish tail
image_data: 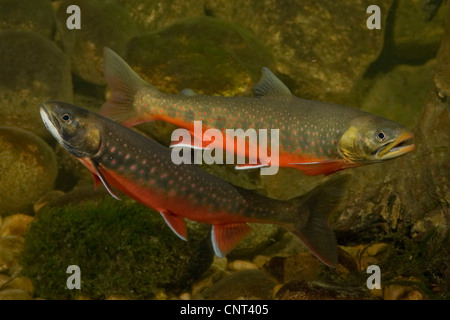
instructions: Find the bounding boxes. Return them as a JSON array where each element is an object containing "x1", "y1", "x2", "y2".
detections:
[
  {"x1": 288, "y1": 174, "x2": 351, "y2": 268},
  {"x1": 101, "y1": 47, "x2": 161, "y2": 126}
]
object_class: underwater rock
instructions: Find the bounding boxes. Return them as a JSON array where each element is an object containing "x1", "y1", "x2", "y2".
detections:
[
  {"x1": 0, "y1": 214, "x2": 33, "y2": 237},
  {"x1": 0, "y1": 236, "x2": 24, "y2": 275},
  {"x1": 227, "y1": 223, "x2": 285, "y2": 260},
  {"x1": 1, "y1": 276, "x2": 33, "y2": 296},
  {"x1": 263, "y1": 252, "x2": 326, "y2": 284},
  {"x1": 53, "y1": 144, "x2": 93, "y2": 192},
  {"x1": 125, "y1": 16, "x2": 274, "y2": 96},
  {"x1": 389, "y1": 0, "x2": 446, "y2": 62},
  {"x1": 332, "y1": 4, "x2": 450, "y2": 299},
  {"x1": 199, "y1": 269, "x2": 278, "y2": 300},
  {"x1": 361, "y1": 59, "x2": 436, "y2": 129},
  {"x1": 20, "y1": 198, "x2": 214, "y2": 300},
  {"x1": 0, "y1": 30, "x2": 72, "y2": 140},
  {"x1": 0, "y1": 274, "x2": 9, "y2": 287},
  {"x1": 0, "y1": 126, "x2": 57, "y2": 216},
  {"x1": 228, "y1": 260, "x2": 259, "y2": 272},
  {"x1": 0, "y1": 289, "x2": 33, "y2": 300},
  {"x1": 204, "y1": 0, "x2": 393, "y2": 105},
  {"x1": 115, "y1": 0, "x2": 205, "y2": 31},
  {"x1": 0, "y1": 0, "x2": 55, "y2": 38},
  {"x1": 33, "y1": 185, "x2": 109, "y2": 218},
  {"x1": 189, "y1": 256, "x2": 229, "y2": 298},
  {"x1": 340, "y1": 243, "x2": 392, "y2": 271},
  {"x1": 274, "y1": 280, "x2": 376, "y2": 300},
  {"x1": 383, "y1": 276, "x2": 426, "y2": 300},
  {"x1": 55, "y1": 0, "x2": 140, "y2": 85}
]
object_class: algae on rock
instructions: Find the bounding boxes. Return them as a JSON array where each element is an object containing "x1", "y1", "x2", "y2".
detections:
[{"x1": 21, "y1": 198, "x2": 213, "y2": 299}]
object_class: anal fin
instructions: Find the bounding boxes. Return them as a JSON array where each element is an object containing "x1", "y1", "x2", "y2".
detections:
[
  {"x1": 211, "y1": 223, "x2": 252, "y2": 258},
  {"x1": 160, "y1": 211, "x2": 187, "y2": 241}
]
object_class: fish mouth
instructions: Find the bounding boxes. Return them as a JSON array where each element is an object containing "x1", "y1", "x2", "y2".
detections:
[
  {"x1": 376, "y1": 131, "x2": 415, "y2": 160},
  {"x1": 40, "y1": 104, "x2": 64, "y2": 144}
]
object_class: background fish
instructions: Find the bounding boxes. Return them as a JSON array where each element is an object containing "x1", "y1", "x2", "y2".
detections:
[
  {"x1": 100, "y1": 47, "x2": 415, "y2": 176},
  {"x1": 40, "y1": 101, "x2": 350, "y2": 268}
]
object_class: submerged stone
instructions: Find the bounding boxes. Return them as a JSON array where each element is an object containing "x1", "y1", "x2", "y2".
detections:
[
  {"x1": 21, "y1": 198, "x2": 214, "y2": 299},
  {"x1": 115, "y1": 0, "x2": 204, "y2": 31},
  {"x1": 125, "y1": 16, "x2": 275, "y2": 96},
  {"x1": 0, "y1": 289, "x2": 33, "y2": 300},
  {"x1": 361, "y1": 59, "x2": 436, "y2": 129},
  {"x1": 0, "y1": 214, "x2": 34, "y2": 237},
  {"x1": 227, "y1": 223, "x2": 285, "y2": 260},
  {"x1": 263, "y1": 252, "x2": 325, "y2": 284},
  {"x1": 275, "y1": 280, "x2": 376, "y2": 300},
  {"x1": 199, "y1": 269, "x2": 278, "y2": 300},
  {"x1": 389, "y1": 0, "x2": 446, "y2": 62},
  {"x1": 0, "y1": 31, "x2": 72, "y2": 140},
  {"x1": 0, "y1": 235, "x2": 24, "y2": 275},
  {"x1": 0, "y1": 126, "x2": 57, "y2": 216},
  {"x1": 204, "y1": 0, "x2": 393, "y2": 105},
  {"x1": 55, "y1": 0, "x2": 140, "y2": 85},
  {"x1": 0, "y1": 0, "x2": 55, "y2": 38}
]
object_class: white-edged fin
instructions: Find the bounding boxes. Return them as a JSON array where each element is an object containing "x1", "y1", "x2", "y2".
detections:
[
  {"x1": 253, "y1": 67, "x2": 292, "y2": 98},
  {"x1": 169, "y1": 142, "x2": 212, "y2": 150},
  {"x1": 288, "y1": 161, "x2": 323, "y2": 165},
  {"x1": 90, "y1": 159, "x2": 121, "y2": 200},
  {"x1": 160, "y1": 211, "x2": 187, "y2": 241},
  {"x1": 180, "y1": 88, "x2": 199, "y2": 96},
  {"x1": 211, "y1": 223, "x2": 252, "y2": 258},
  {"x1": 234, "y1": 163, "x2": 269, "y2": 170}
]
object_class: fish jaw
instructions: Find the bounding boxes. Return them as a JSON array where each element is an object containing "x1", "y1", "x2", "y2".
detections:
[
  {"x1": 375, "y1": 131, "x2": 415, "y2": 160},
  {"x1": 40, "y1": 104, "x2": 64, "y2": 145}
]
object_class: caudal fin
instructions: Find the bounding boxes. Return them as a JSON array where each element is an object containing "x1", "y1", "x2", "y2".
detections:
[
  {"x1": 289, "y1": 174, "x2": 351, "y2": 268},
  {"x1": 100, "y1": 47, "x2": 159, "y2": 126}
]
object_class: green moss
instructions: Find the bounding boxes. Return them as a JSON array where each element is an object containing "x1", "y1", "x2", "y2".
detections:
[{"x1": 20, "y1": 197, "x2": 212, "y2": 299}]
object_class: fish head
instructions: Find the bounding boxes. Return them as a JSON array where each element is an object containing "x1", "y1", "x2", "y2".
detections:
[
  {"x1": 338, "y1": 115, "x2": 415, "y2": 163},
  {"x1": 40, "y1": 101, "x2": 101, "y2": 158}
]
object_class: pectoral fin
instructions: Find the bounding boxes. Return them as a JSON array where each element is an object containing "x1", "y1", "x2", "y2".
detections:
[
  {"x1": 89, "y1": 159, "x2": 121, "y2": 200},
  {"x1": 211, "y1": 223, "x2": 252, "y2": 258}
]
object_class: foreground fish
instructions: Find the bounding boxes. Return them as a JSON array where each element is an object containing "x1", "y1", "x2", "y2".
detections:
[
  {"x1": 100, "y1": 48, "x2": 415, "y2": 176},
  {"x1": 40, "y1": 101, "x2": 350, "y2": 267}
]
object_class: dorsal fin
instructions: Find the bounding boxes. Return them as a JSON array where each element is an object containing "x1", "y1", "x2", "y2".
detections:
[
  {"x1": 180, "y1": 88, "x2": 199, "y2": 96},
  {"x1": 253, "y1": 67, "x2": 292, "y2": 98}
]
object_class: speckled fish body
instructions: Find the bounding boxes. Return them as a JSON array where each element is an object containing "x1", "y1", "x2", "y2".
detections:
[
  {"x1": 101, "y1": 47, "x2": 415, "y2": 176},
  {"x1": 40, "y1": 101, "x2": 350, "y2": 267}
]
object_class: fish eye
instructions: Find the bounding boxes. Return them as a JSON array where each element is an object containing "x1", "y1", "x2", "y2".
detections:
[
  {"x1": 61, "y1": 113, "x2": 73, "y2": 124},
  {"x1": 375, "y1": 130, "x2": 386, "y2": 142}
]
